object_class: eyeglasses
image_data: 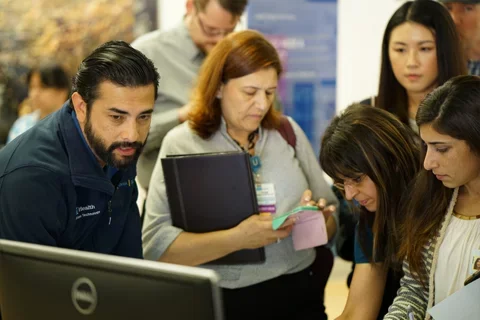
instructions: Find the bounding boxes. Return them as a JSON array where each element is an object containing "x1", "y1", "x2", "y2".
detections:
[
  {"x1": 193, "y1": 0, "x2": 236, "y2": 38},
  {"x1": 196, "y1": 14, "x2": 235, "y2": 38},
  {"x1": 333, "y1": 174, "x2": 366, "y2": 191}
]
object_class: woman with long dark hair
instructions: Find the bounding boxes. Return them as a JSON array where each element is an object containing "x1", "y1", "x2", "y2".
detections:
[
  {"x1": 333, "y1": 2, "x2": 467, "y2": 316},
  {"x1": 320, "y1": 104, "x2": 420, "y2": 320},
  {"x1": 370, "y1": 0, "x2": 465, "y2": 129},
  {"x1": 385, "y1": 75, "x2": 480, "y2": 319}
]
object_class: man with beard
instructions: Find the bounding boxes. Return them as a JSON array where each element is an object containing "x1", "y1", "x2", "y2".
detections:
[
  {"x1": 0, "y1": 41, "x2": 159, "y2": 258},
  {"x1": 440, "y1": 0, "x2": 480, "y2": 75},
  {"x1": 131, "y1": 0, "x2": 247, "y2": 190}
]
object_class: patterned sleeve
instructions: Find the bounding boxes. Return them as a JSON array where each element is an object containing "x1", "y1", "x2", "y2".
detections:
[{"x1": 383, "y1": 259, "x2": 429, "y2": 320}]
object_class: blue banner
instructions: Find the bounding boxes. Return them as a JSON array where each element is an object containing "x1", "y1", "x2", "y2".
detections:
[{"x1": 248, "y1": 0, "x2": 337, "y2": 155}]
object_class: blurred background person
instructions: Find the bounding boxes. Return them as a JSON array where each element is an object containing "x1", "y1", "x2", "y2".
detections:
[
  {"x1": 440, "y1": 0, "x2": 480, "y2": 75},
  {"x1": 7, "y1": 62, "x2": 70, "y2": 143},
  {"x1": 0, "y1": 66, "x2": 28, "y2": 147},
  {"x1": 142, "y1": 30, "x2": 338, "y2": 320},
  {"x1": 131, "y1": 0, "x2": 247, "y2": 191}
]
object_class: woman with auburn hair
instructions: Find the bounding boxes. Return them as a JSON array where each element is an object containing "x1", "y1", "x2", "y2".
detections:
[
  {"x1": 320, "y1": 104, "x2": 420, "y2": 320},
  {"x1": 385, "y1": 75, "x2": 480, "y2": 319},
  {"x1": 142, "y1": 30, "x2": 338, "y2": 320}
]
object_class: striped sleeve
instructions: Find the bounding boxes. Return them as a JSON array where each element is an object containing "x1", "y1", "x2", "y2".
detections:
[{"x1": 384, "y1": 246, "x2": 434, "y2": 320}]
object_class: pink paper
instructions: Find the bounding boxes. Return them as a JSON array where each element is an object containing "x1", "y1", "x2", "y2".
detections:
[{"x1": 292, "y1": 210, "x2": 328, "y2": 251}]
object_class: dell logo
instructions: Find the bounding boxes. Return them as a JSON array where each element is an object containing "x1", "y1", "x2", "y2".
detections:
[{"x1": 71, "y1": 277, "x2": 98, "y2": 315}]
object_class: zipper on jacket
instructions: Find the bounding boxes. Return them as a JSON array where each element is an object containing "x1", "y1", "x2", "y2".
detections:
[
  {"x1": 108, "y1": 186, "x2": 119, "y2": 225},
  {"x1": 108, "y1": 170, "x2": 123, "y2": 225},
  {"x1": 108, "y1": 200, "x2": 112, "y2": 225}
]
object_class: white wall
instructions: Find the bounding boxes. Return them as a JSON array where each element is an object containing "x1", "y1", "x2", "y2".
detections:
[
  {"x1": 336, "y1": 0, "x2": 407, "y2": 112},
  {"x1": 157, "y1": 0, "x2": 407, "y2": 112},
  {"x1": 158, "y1": 0, "x2": 186, "y2": 30}
]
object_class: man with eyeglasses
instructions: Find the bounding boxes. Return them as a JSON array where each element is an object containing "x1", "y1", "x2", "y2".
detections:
[
  {"x1": 131, "y1": 0, "x2": 247, "y2": 191},
  {"x1": 439, "y1": 0, "x2": 480, "y2": 75}
]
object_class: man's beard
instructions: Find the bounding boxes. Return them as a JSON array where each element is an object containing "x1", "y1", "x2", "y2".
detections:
[{"x1": 84, "y1": 117, "x2": 144, "y2": 170}]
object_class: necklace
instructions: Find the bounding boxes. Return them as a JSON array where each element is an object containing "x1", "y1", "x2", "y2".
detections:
[
  {"x1": 453, "y1": 211, "x2": 480, "y2": 220},
  {"x1": 231, "y1": 129, "x2": 261, "y2": 176},
  {"x1": 232, "y1": 129, "x2": 259, "y2": 153}
]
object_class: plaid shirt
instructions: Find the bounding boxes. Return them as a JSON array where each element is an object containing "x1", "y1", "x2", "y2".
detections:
[
  {"x1": 6, "y1": 110, "x2": 40, "y2": 143},
  {"x1": 468, "y1": 60, "x2": 480, "y2": 76}
]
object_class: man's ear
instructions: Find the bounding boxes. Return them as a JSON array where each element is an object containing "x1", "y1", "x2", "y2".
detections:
[{"x1": 71, "y1": 92, "x2": 87, "y2": 124}]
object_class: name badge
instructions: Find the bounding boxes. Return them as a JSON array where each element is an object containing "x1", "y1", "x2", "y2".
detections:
[
  {"x1": 255, "y1": 183, "x2": 276, "y2": 214},
  {"x1": 471, "y1": 248, "x2": 480, "y2": 274}
]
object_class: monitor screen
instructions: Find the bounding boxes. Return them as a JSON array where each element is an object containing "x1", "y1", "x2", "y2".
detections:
[{"x1": 0, "y1": 239, "x2": 224, "y2": 320}]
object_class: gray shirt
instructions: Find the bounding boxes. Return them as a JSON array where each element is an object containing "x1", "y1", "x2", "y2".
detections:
[
  {"x1": 131, "y1": 23, "x2": 205, "y2": 189},
  {"x1": 142, "y1": 116, "x2": 339, "y2": 288}
]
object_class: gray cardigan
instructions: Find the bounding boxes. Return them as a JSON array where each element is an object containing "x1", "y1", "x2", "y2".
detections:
[
  {"x1": 384, "y1": 188, "x2": 459, "y2": 320},
  {"x1": 131, "y1": 23, "x2": 204, "y2": 189},
  {"x1": 142, "y1": 117, "x2": 339, "y2": 288}
]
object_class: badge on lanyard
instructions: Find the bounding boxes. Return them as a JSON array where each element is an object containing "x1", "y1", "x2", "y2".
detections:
[
  {"x1": 471, "y1": 248, "x2": 480, "y2": 274},
  {"x1": 250, "y1": 155, "x2": 261, "y2": 174},
  {"x1": 255, "y1": 183, "x2": 276, "y2": 214}
]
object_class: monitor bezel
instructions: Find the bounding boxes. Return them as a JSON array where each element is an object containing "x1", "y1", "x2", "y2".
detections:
[{"x1": 0, "y1": 239, "x2": 224, "y2": 320}]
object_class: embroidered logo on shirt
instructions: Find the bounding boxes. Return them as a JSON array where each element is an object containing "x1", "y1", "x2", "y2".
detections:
[
  {"x1": 117, "y1": 179, "x2": 135, "y2": 188},
  {"x1": 76, "y1": 204, "x2": 101, "y2": 220}
]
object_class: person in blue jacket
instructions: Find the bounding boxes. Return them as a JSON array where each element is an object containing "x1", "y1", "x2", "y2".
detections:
[{"x1": 0, "y1": 40, "x2": 159, "y2": 259}]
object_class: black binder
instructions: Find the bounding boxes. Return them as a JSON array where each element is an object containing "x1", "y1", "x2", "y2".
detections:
[{"x1": 162, "y1": 151, "x2": 265, "y2": 264}]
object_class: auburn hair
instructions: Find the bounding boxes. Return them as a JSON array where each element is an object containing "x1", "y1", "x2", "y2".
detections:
[{"x1": 188, "y1": 30, "x2": 282, "y2": 139}]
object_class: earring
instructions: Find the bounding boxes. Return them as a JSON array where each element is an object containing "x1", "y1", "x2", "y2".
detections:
[{"x1": 216, "y1": 85, "x2": 223, "y2": 99}]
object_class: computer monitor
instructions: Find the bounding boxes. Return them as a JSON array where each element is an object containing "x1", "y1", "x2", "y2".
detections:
[{"x1": 0, "y1": 239, "x2": 224, "y2": 320}]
